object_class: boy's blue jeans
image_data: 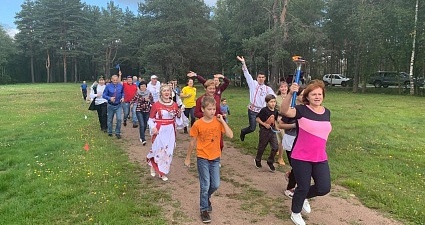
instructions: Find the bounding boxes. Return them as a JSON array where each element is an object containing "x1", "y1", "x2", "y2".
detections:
[
  {"x1": 123, "y1": 102, "x2": 138, "y2": 125},
  {"x1": 197, "y1": 157, "x2": 220, "y2": 212}
]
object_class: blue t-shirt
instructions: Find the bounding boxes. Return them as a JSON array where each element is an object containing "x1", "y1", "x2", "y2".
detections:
[{"x1": 81, "y1": 83, "x2": 87, "y2": 90}]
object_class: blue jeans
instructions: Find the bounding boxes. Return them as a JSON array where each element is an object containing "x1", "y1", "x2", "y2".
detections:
[
  {"x1": 123, "y1": 102, "x2": 138, "y2": 125},
  {"x1": 241, "y1": 109, "x2": 258, "y2": 135},
  {"x1": 136, "y1": 111, "x2": 149, "y2": 141},
  {"x1": 197, "y1": 157, "x2": 220, "y2": 212},
  {"x1": 107, "y1": 103, "x2": 123, "y2": 135}
]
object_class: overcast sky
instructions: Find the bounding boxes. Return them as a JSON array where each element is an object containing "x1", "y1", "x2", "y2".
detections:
[{"x1": 0, "y1": 0, "x2": 218, "y2": 38}]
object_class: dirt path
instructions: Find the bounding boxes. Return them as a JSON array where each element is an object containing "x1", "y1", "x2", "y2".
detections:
[{"x1": 121, "y1": 125, "x2": 402, "y2": 225}]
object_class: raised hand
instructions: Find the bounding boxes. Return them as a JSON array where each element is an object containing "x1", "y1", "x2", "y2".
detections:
[
  {"x1": 187, "y1": 71, "x2": 196, "y2": 77},
  {"x1": 236, "y1": 56, "x2": 245, "y2": 63},
  {"x1": 214, "y1": 74, "x2": 224, "y2": 79}
]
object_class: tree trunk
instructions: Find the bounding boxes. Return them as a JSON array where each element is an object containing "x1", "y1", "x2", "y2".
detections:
[
  {"x1": 63, "y1": 54, "x2": 67, "y2": 83},
  {"x1": 409, "y1": 0, "x2": 419, "y2": 95},
  {"x1": 46, "y1": 50, "x2": 50, "y2": 83},
  {"x1": 30, "y1": 55, "x2": 35, "y2": 83},
  {"x1": 74, "y1": 59, "x2": 78, "y2": 82}
]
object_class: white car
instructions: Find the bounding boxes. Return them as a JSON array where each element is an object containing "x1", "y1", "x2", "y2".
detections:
[{"x1": 322, "y1": 74, "x2": 350, "y2": 87}]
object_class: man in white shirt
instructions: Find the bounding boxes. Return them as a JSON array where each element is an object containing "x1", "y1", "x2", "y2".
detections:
[
  {"x1": 237, "y1": 56, "x2": 276, "y2": 141},
  {"x1": 147, "y1": 75, "x2": 161, "y2": 102}
]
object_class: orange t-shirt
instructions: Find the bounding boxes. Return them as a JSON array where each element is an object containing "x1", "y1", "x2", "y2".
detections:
[{"x1": 190, "y1": 117, "x2": 225, "y2": 160}]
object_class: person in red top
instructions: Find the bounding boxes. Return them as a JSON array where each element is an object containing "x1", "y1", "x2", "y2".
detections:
[
  {"x1": 194, "y1": 79, "x2": 224, "y2": 152},
  {"x1": 187, "y1": 71, "x2": 230, "y2": 99},
  {"x1": 122, "y1": 76, "x2": 138, "y2": 128},
  {"x1": 194, "y1": 79, "x2": 222, "y2": 119}
]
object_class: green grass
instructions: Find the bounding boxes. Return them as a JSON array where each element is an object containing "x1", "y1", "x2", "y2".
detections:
[
  {"x1": 223, "y1": 86, "x2": 424, "y2": 225},
  {"x1": 0, "y1": 84, "x2": 424, "y2": 224},
  {"x1": 0, "y1": 84, "x2": 167, "y2": 224}
]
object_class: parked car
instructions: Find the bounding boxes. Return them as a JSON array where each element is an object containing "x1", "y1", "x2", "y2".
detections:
[
  {"x1": 322, "y1": 74, "x2": 351, "y2": 87},
  {"x1": 368, "y1": 71, "x2": 422, "y2": 88}
]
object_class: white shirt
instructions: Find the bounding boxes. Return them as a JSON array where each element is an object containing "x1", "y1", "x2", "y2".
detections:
[
  {"x1": 89, "y1": 84, "x2": 108, "y2": 105},
  {"x1": 147, "y1": 81, "x2": 161, "y2": 102},
  {"x1": 242, "y1": 65, "x2": 275, "y2": 112}
]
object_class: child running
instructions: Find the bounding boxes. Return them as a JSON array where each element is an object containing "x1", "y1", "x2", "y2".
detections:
[
  {"x1": 220, "y1": 98, "x2": 230, "y2": 123},
  {"x1": 254, "y1": 94, "x2": 279, "y2": 172},
  {"x1": 184, "y1": 96, "x2": 233, "y2": 223}
]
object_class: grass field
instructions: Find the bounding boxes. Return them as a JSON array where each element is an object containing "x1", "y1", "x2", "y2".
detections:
[
  {"x1": 0, "y1": 83, "x2": 424, "y2": 224},
  {"x1": 0, "y1": 84, "x2": 167, "y2": 224}
]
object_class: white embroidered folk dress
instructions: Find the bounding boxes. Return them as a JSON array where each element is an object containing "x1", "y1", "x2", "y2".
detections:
[{"x1": 147, "y1": 100, "x2": 182, "y2": 176}]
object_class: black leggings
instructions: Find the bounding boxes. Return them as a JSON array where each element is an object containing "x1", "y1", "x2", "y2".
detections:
[{"x1": 291, "y1": 159, "x2": 331, "y2": 213}]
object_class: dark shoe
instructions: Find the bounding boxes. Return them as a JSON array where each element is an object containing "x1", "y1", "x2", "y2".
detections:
[
  {"x1": 123, "y1": 120, "x2": 127, "y2": 126},
  {"x1": 101, "y1": 128, "x2": 107, "y2": 133},
  {"x1": 184, "y1": 127, "x2": 188, "y2": 134},
  {"x1": 108, "y1": 134, "x2": 112, "y2": 137},
  {"x1": 208, "y1": 200, "x2": 212, "y2": 213},
  {"x1": 240, "y1": 130, "x2": 245, "y2": 141},
  {"x1": 254, "y1": 159, "x2": 262, "y2": 168},
  {"x1": 267, "y1": 161, "x2": 276, "y2": 172},
  {"x1": 200, "y1": 210, "x2": 211, "y2": 223},
  {"x1": 142, "y1": 140, "x2": 147, "y2": 146},
  {"x1": 116, "y1": 134, "x2": 122, "y2": 139},
  {"x1": 133, "y1": 124, "x2": 138, "y2": 128}
]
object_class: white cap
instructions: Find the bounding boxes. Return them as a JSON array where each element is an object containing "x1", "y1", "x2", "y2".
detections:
[{"x1": 151, "y1": 75, "x2": 158, "y2": 79}]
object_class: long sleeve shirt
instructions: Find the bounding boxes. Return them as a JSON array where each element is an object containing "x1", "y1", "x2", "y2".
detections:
[
  {"x1": 89, "y1": 84, "x2": 108, "y2": 105},
  {"x1": 102, "y1": 83, "x2": 124, "y2": 105},
  {"x1": 194, "y1": 94, "x2": 222, "y2": 119},
  {"x1": 195, "y1": 74, "x2": 230, "y2": 98},
  {"x1": 242, "y1": 64, "x2": 275, "y2": 113}
]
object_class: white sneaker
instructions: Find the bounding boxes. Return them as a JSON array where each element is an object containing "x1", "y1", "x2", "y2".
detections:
[
  {"x1": 160, "y1": 175, "x2": 168, "y2": 181},
  {"x1": 291, "y1": 212, "x2": 305, "y2": 225},
  {"x1": 140, "y1": 138, "x2": 143, "y2": 143},
  {"x1": 150, "y1": 167, "x2": 156, "y2": 177},
  {"x1": 142, "y1": 141, "x2": 147, "y2": 146},
  {"x1": 284, "y1": 189, "x2": 294, "y2": 199},
  {"x1": 302, "y1": 199, "x2": 311, "y2": 213}
]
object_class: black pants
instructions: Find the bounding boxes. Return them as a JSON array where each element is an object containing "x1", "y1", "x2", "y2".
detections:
[
  {"x1": 82, "y1": 89, "x2": 87, "y2": 100},
  {"x1": 96, "y1": 103, "x2": 107, "y2": 131},
  {"x1": 184, "y1": 107, "x2": 195, "y2": 127},
  {"x1": 291, "y1": 159, "x2": 331, "y2": 213},
  {"x1": 255, "y1": 128, "x2": 278, "y2": 163}
]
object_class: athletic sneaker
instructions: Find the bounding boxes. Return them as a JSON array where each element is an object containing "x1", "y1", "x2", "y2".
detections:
[
  {"x1": 200, "y1": 210, "x2": 211, "y2": 223},
  {"x1": 142, "y1": 141, "x2": 147, "y2": 146},
  {"x1": 290, "y1": 212, "x2": 305, "y2": 225},
  {"x1": 267, "y1": 161, "x2": 276, "y2": 172},
  {"x1": 284, "y1": 189, "x2": 294, "y2": 199},
  {"x1": 254, "y1": 159, "x2": 262, "y2": 168},
  {"x1": 302, "y1": 199, "x2": 311, "y2": 213}
]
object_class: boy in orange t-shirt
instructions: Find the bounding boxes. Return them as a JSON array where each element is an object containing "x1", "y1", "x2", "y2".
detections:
[{"x1": 184, "y1": 96, "x2": 233, "y2": 223}]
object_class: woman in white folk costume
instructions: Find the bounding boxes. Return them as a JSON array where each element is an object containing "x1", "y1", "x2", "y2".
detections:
[{"x1": 147, "y1": 84, "x2": 186, "y2": 181}]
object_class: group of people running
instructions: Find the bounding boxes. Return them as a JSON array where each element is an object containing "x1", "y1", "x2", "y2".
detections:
[{"x1": 83, "y1": 56, "x2": 332, "y2": 225}]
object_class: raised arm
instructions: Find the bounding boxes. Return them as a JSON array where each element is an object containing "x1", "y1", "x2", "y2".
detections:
[
  {"x1": 280, "y1": 83, "x2": 298, "y2": 118},
  {"x1": 215, "y1": 74, "x2": 230, "y2": 92},
  {"x1": 236, "y1": 56, "x2": 255, "y2": 89},
  {"x1": 187, "y1": 71, "x2": 206, "y2": 85}
]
